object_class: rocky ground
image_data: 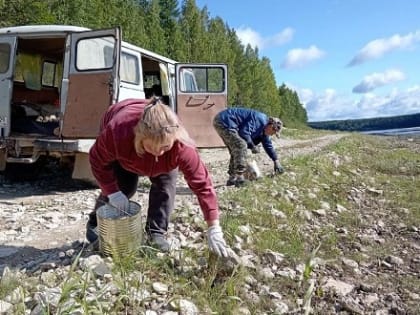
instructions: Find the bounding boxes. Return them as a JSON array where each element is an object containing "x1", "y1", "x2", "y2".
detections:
[
  {"x1": 0, "y1": 132, "x2": 419, "y2": 314},
  {"x1": 0, "y1": 133, "x2": 343, "y2": 270}
]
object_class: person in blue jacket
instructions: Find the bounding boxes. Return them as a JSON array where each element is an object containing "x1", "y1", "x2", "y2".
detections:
[{"x1": 213, "y1": 107, "x2": 284, "y2": 187}]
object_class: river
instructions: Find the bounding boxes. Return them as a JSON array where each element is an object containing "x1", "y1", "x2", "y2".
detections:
[{"x1": 362, "y1": 126, "x2": 420, "y2": 136}]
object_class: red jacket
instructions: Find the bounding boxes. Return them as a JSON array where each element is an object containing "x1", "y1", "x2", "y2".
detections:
[{"x1": 89, "y1": 99, "x2": 219, "y2": 221}]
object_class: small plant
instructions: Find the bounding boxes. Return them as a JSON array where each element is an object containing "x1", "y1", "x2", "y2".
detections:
[{"x1": 0, "y1": 267, "x2": 20, "y2": 300}]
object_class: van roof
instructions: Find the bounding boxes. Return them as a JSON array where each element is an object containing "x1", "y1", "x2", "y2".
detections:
[
  {"x1": 0, "y1": 25, "x2": 90, "y2": 35},
  {"x1": 0, "y1": 24, "x2": 178, "y2": 64}
]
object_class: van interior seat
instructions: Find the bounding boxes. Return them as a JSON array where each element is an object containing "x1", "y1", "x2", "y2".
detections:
[
  {"x1": 11, "y1": 83, "x2": 60, "y2": 136},
  {"x1": 12, "y1": 83, "x2": 59, "y2": 105}
]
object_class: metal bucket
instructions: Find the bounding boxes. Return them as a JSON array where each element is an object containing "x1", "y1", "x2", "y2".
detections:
[{"x1": 96, "y1": 201, "x2": 143, "y2": 257}]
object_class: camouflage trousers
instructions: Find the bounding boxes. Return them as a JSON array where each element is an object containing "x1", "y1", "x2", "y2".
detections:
[{"x1": 213, "y1": 116, "x2": 248, "y2": 176}]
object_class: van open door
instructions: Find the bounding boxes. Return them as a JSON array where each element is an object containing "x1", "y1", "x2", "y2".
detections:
[
  {"x1": 175, "y1": 64, "x2": 227, "y2": 148},
  {"x1": 61, "y1": 27, "x2": 121, "y2": 138},
  {"x1": 0, "y1": 36, "x2": 17, "y2": 138}
]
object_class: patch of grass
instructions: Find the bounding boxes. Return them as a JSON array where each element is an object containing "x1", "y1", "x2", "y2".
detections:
[
  {"x1": 282, "y1": 127, "x2": 338, "y2": 140},
  {"x1": 336, "y1": 210, "x2": 363, "y2": 230},
  {"x1": 218, "y1": 133, "x2": 419, "y2": 312},
  {"x1": 220, "y1": 176, "x2": 308, "y2": 261},
  {"x1": 331, "y1": 135, "x2": 419, "y2": 226},
  {"x1": 313, "y1": 227, "x2": 340, "y2": 259},
  {"x1": 0, "y1": 269, "x2": 21, "y2": 299},
  {"x1": 259, "y1": 228, "x2": 304, "y2": 259},
  {"x1": 193, "y1": 262, "x2": 246, "y2": 314}
]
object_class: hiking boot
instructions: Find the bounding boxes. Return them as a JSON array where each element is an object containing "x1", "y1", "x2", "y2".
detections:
[
  {"x1": 148, "y1": 233, "x2": 170, "y2": 252},
  {"x1": 235, "y1": 178, "x2": 249, "y2": 187},
  {"x1": 235, "y1": 175, "x2": 248, "y2": 187},
  {"x1": 86, "y1": 222, "x2": 98, "y2": 243},
  {"x1": 226, "y1": 177, "x2": 237, "y2": 186},
  {"x1": 86, "y1": 210, "x2": 98, "y2": 243}
]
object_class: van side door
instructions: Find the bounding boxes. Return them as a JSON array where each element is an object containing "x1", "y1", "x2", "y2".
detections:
[
  {"x1": 118, "y1": 48, "x2": 143, "y2": 101},
  {"x1": 61, "y1": 27, "x2": 121, "y2": 138},
  {"x1": 175, "y1": 64, "x2": 227, "y2": 148},
  {"x1": 0, "y1": 36, "x2": 17, "y2": 138}
]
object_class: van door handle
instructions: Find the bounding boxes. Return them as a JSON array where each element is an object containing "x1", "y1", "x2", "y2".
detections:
[{"x1": 186, "y1": 95, "x2": 209, "y2": 107}]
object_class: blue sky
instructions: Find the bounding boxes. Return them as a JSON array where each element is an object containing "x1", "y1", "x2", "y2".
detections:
[{"x1": 195, "y1": 0, "x2": 420, "y2": 122}]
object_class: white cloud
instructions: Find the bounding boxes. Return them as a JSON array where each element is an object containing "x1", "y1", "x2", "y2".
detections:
[
  {"x1": 303, "y1": 89, "x2": 356, "y2": 121},
  {"x1": 353, "y1": 89, "x2": 420, "y2": 118},
  {"x1": 293, "y1": 87, "x2": 313, "y2": 107},
  {"x1": 348, "y1": 30, "x2": 420, "y2": 66},
  {"x1": 236, "y1": 27, "x2": 263, "y2": 49},
  {"x1": 236, "y1": 27, "x2": 294, "y2": 50},
  {"x1": 289, "y1": 84, "x2": 420, "y2": 121},
  {"x1": 352, "y1": 69, "x2": 406, "y2": 93},
  {"x1": 281, "y1": 45, "x2": 325, "y2": 69},
  {"x1": 265, "y1": 27, "x2": 294, "y2": 47}
]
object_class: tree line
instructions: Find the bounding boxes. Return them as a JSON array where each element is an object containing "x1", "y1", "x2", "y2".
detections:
[
  {"x1": 0, "y1": 0, "x2": 308, "y2": 127},
  {"x1": 308, "y1": 113, "x2": 420, "y2": 132}
]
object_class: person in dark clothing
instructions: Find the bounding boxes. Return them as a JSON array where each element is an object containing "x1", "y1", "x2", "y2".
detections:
[
  {"x1": 87, "y1": 97, "x2": 231, "y2": 257},
  {"x1": 213, "y1": 107, "x2": 284, "y2": 186}
]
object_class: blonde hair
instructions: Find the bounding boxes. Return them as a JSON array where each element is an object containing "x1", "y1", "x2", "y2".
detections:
[{"x1": 134, "y1": 98, "x2": 195, "y2": 155}]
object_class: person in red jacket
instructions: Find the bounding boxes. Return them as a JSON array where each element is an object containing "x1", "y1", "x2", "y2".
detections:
[{"x1": 87, "y1": 97, "x2": 230, "y2": 256}]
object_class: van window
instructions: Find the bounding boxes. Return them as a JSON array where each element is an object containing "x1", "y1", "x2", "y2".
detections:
[
  {"x1": 144, "y1": 72, "x2": 160, "y2": 88},
  {"x1": 0, "y1": 43, "x2": 10, "y2": 73},
  {"x1": 15, "y1": 53, "x2": 42, "y2": 90},
  {"x1": 179, "y1": 66, "x2": 225, "y2": 93},
  {"x1": 120, "y1": 52, "x2": 139, "y2": 84},
  {"x1": 75, "y1": 36, "x2": 115, "y2": 70},
  {"x1": 14, "y1": 55, "x2": 60, "y2": 88},
  {"x1": 144, "y1": 72, "x2": 162, "y2": 98},
  {"x1": 42, "y1": 61, "x2": 56, "y2": 87},
  {"x1": 182, "y1": 70, "x2": 197, "y2": 92},
  {"x1": 207, "y1": 67, "x2": 224, "y2": 92}
]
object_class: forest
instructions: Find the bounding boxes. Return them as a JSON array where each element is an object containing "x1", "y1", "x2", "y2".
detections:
[
  {"x1": 308, "y1": 112, "x2": 420, "y2": 132},
  {"x1": 0, "y1": 0, "x2": 308, "y2": 128}
]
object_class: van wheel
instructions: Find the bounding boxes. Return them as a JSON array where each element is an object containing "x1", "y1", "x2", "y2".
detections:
[{"x1": 3, "y1": 157, "x2": 47, "y2": 181}]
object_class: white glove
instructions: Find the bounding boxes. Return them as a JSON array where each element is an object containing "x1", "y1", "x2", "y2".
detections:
[
  {"x1": 207, "y1": 225, "x2": 229, "y2": 257},
  {"x1": 108, "y1": 191, "x2": 129, "y2": 212}
]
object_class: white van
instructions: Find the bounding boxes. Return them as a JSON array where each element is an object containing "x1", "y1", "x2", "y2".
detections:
[{"x1": 0, "y1": 25, "x2": 227, "y2": 181}]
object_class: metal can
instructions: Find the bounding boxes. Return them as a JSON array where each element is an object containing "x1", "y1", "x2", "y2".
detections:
[{"x1": 96, "y1": 201, "x2": 142, "y2": 257}]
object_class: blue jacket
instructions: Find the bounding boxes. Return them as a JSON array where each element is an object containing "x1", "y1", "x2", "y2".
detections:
[{"x1": 216, "y1": 107, "x2": 278, "y2": 161}]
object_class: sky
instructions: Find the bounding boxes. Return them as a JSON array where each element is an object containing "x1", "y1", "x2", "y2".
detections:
[{"x1": 195, "y1": 0, "x2": 420, "y2": 122}]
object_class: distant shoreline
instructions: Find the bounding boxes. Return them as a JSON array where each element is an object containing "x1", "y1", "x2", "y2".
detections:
[
  {"x1": 361, "y1": 126, "x2": 420, "y2": 137},
  {"x1": 308, "y1": 112, "x2": 420, "y2": 134}
]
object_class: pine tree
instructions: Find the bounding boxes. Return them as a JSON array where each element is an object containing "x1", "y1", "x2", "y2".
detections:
[
  {"x1": 145, "y1": 0, "x2": 166, "y2": 53},
  {"x1": 180, "y1": 0, "x2": 207, "y2": 62},
  {"x1": 159, "y1": 0, "x2": 186, "y2": 60}
]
